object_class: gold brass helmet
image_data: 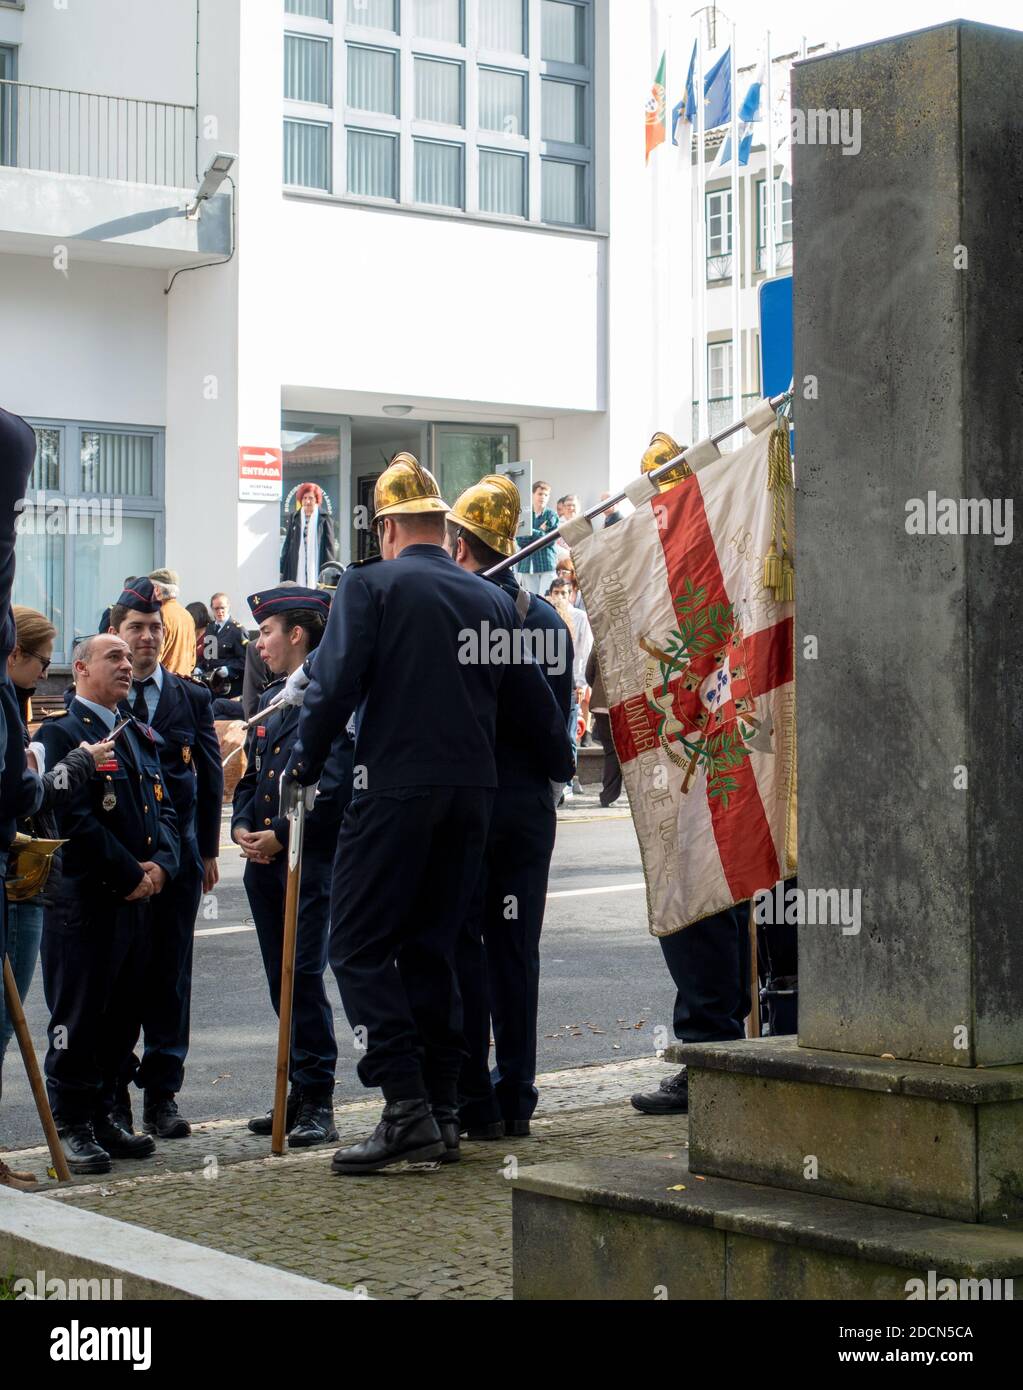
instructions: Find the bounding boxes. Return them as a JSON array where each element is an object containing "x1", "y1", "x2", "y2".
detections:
[
  {"x1": 447, "y1": 474, "x2": 521, "y2": 559},
  {"x1": 640, "y1": 431, "x2": 691, "y2": 493},
  {"x1": 372, "y1": 452, "x2": 450, "y2": 524},
  {"x1": 5, "y1": 832, "x2": 66, "y2": 903}
]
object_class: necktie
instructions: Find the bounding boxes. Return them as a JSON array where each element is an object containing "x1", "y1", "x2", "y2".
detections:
[{"x1": 131, "y1": 677, "x2": 154, "y2": 722}]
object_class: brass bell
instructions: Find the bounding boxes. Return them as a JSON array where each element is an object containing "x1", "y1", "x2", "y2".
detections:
[
  {"x1": 640, "y1": 431, "x2": 691, "y2": 493},
  {"x1": 5, "y1": 832, "x2": 67, "y2": 903},
  {"x1": 448, "y1": 475, "x2": 521, "y2": 559},
  {"x1": 372, "y1": 452, "x2": 450, "y2": 523}
]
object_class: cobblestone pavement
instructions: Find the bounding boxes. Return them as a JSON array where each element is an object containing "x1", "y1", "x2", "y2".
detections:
[{"x1": 12, "y1": 1059, "x2": 685, "y2": 1300}]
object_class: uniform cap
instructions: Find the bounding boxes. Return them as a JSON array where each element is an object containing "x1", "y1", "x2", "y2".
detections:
[
  {"x1": 448, "y1": 475, "x2": 521, "y2": 559},
  {"x1": 247, "y1": 585, "x2": 332, "y2": 623},
  {"x1": 115, "y1": 576, "x2": 162, "y2": 614},
  {"x1": 373, "y1": 452, "x2": 449, "y2": 523}
]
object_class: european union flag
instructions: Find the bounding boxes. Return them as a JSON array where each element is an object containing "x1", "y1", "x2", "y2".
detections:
[{"x1": 703, "y1": 47, "x2": 731, "y2": 130}]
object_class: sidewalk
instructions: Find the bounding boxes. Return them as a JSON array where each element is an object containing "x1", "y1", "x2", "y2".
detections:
[{"x1": 8, "y1": 1059, "x2": 682, "y2": 1301}]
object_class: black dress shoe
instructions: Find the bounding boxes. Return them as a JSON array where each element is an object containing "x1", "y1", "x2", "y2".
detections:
[
  {"x1": 431, "y1": 1104, "x2": 461, "y2": 1164},
  {"x1": 288, "y1": 1095, "x2": 339, "y2": 1148},
  {"x1": 332, "y1": 1099, "x2": 445, "y2": 1175},
  {"x1": 57, "y1": 1123, "x2": 112, "y2": 1175},
  {"x1": 630, "y1": 1067, "x2": 689, "y2": 1115},
  {"x1": 143, "y1": 1096, "x2": 192, "y2": 1139},
  {"x1": 460, "y1": 1120, "x2": 505, "y2": 1140},
  {"x1": 248, "y1": 1089, "x2": 301, "y2": 1136},
  {"x1": 93, "y1": 1115, "x2": 156, "y2": 1159}
]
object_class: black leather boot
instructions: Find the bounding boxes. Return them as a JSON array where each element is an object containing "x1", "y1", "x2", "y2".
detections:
[
  {"x1": 110, "y1": 1087, "x2": 133, "y2": 1134},
  {"x1": 143, "y1": 1094, "x2": 192, "y2": 1139},
  {"x1": 431, "y1": 1103, "x2": 461, "y2": 1164},
  {"x1": 57, "y1": 1122, "x2": 112, "y2": 1175},
  {"x1": 93, "y1": 1113, "x2": 156, "y2": 1159},
  {"x1": 288, "y1": 1094, "x2": 339, "y2": 1148},
  {"x1": 248, "y1": 1089, "x2": 301, "y2": 1136},
  {"x1": 630, "y1": 1067, "x2": 689, "y2": 1114},
  {"x1": 331, "y1": 1099, "x2": 445, "y2": 1175}
]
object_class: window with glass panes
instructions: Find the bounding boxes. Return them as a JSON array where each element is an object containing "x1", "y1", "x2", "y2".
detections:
[
  {"x1": 12, "y1": 421, "x2": 165, "y2": 666},
  {"x1": 708, "y1": 342, "x2": 732, "y2": 399},
  {"x1": 756, "y1": 177, "x2": 793, "y2": 249},
  {"x1": 706, "y1": 189, "x2": 732, "y2": 256},
  {"x1": 282, "y1": 0, "x2": 593, "y2": 227}
]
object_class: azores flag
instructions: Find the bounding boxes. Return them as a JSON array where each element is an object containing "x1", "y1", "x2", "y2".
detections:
[
  {"x1": 672, "y1": 40, "x2": 697, "y2": 144},
  {"x1": 646, "y1": 52, "x2": 667, "y2": 162}
]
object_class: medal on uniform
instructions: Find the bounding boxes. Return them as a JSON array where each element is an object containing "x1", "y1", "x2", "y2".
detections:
[
  {"x1": 154, "y1": 781, "x2": 164, "y2": 802},
  {"x1": 182, "y1": 745, "x2": 192, "y2": 765},
  {"x1": 102, "y1": 777, "x2": 117, "y2": 812}
]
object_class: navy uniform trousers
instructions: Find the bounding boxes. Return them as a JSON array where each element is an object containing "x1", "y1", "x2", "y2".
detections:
[
  {"x1": 329, "y1": 785, "x2": 493, "y2": 1106},
  {"x1": 42, "y1": 895, "x2": 151, "y2": 1124},
  {"x1": 128, "y1": 843, "x2": 203, "y2": 1099},
  {"x1": 244, "y1": 830, "x2": 338, "y2": 1097},
  {"x1": 456, "y1": 788, "x2": 557, "y2": 1129}
]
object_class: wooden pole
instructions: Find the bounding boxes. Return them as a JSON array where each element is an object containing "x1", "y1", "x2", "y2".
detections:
[
  {"x1": 748, "y1": 902, "x2": 761, "y2": 1038},
  {"x1": 271, "y1": 797, "x2": 305, "y2": 1157},
  {"x1": 3, "y1": 953, "x2": 71, "y2": 1181}
]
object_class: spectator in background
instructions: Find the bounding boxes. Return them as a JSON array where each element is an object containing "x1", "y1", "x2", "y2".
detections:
[
  {"x1": 599, "y1": 491, "x2": 624, "y2": 527},
  {"x1": 280, "y1": 483, "x2": 337, "y2": 586},
  {"x1": 149, "y1": 570, "x2": 196, "y2": 677},
  {"x1": 586, "y1": 644, "x2": 621, "y2": 807},
  {"x1": 555, "y1": 559, "x2": 585, "y2": 611},
  {"x1": 516, "y1": 481, "x2": 559, "y2": 595},
  {"x1": 186, "y1": 602, "x2": 211, "y2": 670},
  {"x1": 202, "y1": 593, "x2": 247, "y2": 698},
  {"x1": 553, "y1": 494, "x2": 580, "y2": 566},
  {"x1": 545, "y1": 579, "x2": 590, "y2": 802}
]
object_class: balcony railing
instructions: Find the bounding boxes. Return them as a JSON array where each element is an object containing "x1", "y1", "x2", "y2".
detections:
[
  {"x1": 692, "y1": 393, "x2": 759, "y2": 449},
  {"x1": 756, "y1": 240, "x2": 794, "y2": 273},
  {"x1": 0, "y1": 79, "x2": 196, "y2": 187}
]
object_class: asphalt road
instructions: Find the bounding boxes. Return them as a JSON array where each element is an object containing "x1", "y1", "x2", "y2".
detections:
[{"x1": 0, "y1": 808, "x2": 674, "y2": 1149}]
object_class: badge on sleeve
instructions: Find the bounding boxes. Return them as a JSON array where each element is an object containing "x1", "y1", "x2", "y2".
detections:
[{"x1": 182, "y1": 745, "x2": 192, "y2": 765}]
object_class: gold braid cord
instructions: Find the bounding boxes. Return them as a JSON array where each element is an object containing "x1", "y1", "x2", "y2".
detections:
[{"x1": 763, "y1": 420, "x2": 794, "y2": 601}]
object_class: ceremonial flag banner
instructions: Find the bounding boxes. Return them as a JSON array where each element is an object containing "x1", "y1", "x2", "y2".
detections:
[
  {"x1": 570, "y1": 428, "x2": 796, "y2": 934},
  {"x1": 645, "y1": 52, "x2": 667, "y2": 162}
]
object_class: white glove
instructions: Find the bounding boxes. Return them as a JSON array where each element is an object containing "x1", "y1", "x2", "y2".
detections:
[{"x1": 282, "y1": 663, "x2": 311, "y2": 708}]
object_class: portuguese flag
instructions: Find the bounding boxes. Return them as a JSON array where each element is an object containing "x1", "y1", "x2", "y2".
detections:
[
  {"x1": 645, "y1": 52, "x2": 667, "y2": 163},
  {"x1": 568, "y1": 421, "x2": 797, "y2": 934}
]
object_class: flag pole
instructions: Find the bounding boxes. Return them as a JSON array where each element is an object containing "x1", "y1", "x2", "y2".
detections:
[
  {"x1": 483, "y1": 389, "x2": 792, "y2": 578},
  {"x1": 728, "y1": 22, "x2": 741, "y2": 440},
  {"x1": 765, "y1": 28, "x2": 777, "y2": 279},
  {"x1": 695, "y1": 18, "x2": 708, "y2": 439}
]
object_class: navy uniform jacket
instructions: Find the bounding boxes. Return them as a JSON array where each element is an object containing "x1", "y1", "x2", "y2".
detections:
[
  {"x1": 289, "y1": 544, "x2": 575, "y2": 793},
  {"x1": 202, "y1": 617, "x2": 248, "y2": 687},
  {"x1": 490, "y1": 570, "x2": 574, "y2": 792},
  {"x1": 233, "y1": 677, "x2": 354, "y2": 850},
  {"x1": 0, "y1": 407, "x2": 42, "y2": 868},
  {"x1": 35, "y1": 700, "x2": 180, "y2": 901},
  {"x1": 120, "y1": 670, "x2": 223, "y2": 869}
]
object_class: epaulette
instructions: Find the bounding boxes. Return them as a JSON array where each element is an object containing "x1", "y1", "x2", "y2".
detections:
[
  {"x1": 187, "y1": 674, "x2": 207, "y2": 685},
  {"x1": 349, "y1": 554, "x2": 382, "y2": 568},
  {"x1": 43, "y1": 708, "x2": 70, "y2": 719}
]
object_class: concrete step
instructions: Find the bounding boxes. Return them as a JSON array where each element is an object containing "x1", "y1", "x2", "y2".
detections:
[{"x1": 512, "y1": 1154, "x2": 1023, "y2": 1300}]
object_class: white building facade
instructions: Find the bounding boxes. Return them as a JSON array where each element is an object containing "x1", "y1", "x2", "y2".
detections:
[{"x1": 2, "y1": 0, "x2": 798, "y2": 663}]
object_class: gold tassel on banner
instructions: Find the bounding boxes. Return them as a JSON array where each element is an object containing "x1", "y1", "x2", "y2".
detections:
[{"x1": 763, "y1": 415, "x2": 794, "y2": 600}]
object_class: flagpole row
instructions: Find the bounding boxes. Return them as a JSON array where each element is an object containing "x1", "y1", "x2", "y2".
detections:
[{"x1": 482, "y1": 389, "x2": 793, "y2": 579}]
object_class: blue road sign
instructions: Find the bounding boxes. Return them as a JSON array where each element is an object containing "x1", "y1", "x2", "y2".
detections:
[{"x1": 759, "y1": 274, "x2": 793, "y2": 399}]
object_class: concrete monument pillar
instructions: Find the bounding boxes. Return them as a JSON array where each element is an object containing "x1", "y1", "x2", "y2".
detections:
[{"x1": 512, "y1": 22, "x2": 1023, "y2": 1297}]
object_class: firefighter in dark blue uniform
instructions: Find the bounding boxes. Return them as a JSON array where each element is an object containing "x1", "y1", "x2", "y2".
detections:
[
  {"x1": 34, "y1": 633, "x2": 180, "y2": 1174},
  {"x1": 233, "y1": 584, "x2": 352, "y2": 1148},
  {"x1": 202, "y1": 593, "x2": 248, "y2": 697},
  {"x1": 105, "y1": 578, "x2": 223, "y2": 1139},
  {"x1": 445, "y1": 475, "x2": 574, "y2": 1138},
  {"x1": 284, "y1": 454, "x2": 574, "y2": 1175}
]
